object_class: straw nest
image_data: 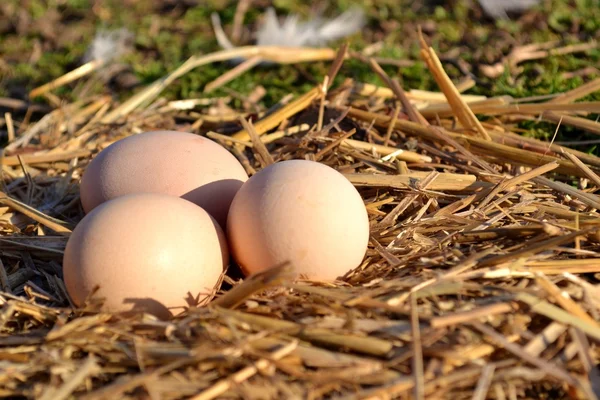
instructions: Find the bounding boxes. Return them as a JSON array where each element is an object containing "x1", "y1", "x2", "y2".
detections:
[{"x1": 2, "y1": 37, "x2": 600, "y2": 400}]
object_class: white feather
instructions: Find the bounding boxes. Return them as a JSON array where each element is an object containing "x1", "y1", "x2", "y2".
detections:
[
  {"x1": 477, "y1": 0, "x2": 541, "y2": 19},
  {"x1": 314, "y1": 8, "x2": 366, "y2": 46},
  {"x1": 255, "y1": 7, "x2": 366, "y2": 47},
  {"x1": 83, "y1": 28, "x2": 133, "y2": 63}
]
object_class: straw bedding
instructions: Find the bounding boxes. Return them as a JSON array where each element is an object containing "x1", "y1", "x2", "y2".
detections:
[{"x1": 2, "y1": 41, "x2": 600, "y2": 400}]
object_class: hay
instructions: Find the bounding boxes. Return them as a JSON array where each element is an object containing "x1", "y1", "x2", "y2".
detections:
[{"x1": 2, "y1": 39, "x2": 600, "y2": 400}]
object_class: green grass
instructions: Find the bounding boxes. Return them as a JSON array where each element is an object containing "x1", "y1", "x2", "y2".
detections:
[{"x1": 1, "y1": 0, "x2": 599, "y2": 141}]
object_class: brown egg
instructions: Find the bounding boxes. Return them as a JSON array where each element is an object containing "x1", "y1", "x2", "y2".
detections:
[
  {"x1": 80, "y1": 130, "x2": 248, "y2": 227},
  {"x1": 226, "y1": 160, "x2": 370, "y2": 280},
  {"x1": 63, "y1": 193, "x2": 227, "y2": 319}
]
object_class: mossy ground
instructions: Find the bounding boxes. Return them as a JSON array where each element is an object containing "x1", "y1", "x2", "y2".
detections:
[{"x1": 1, "y1": 0, "x2": 599, "y2": 143}]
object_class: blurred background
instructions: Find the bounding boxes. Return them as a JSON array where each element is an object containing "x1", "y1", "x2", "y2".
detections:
[{"x1": 0, "y1": 0, "x2": 598, "y2": 119}]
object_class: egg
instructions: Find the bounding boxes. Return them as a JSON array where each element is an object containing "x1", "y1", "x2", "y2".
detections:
[
  {"x1": 226, "y1": 160, "x2": 370, "y2": 280},
  {"x1": 80, "y1": 130, "x2": 248, "y2": 227},
  {"x1": 63, "y1": 193, "x2": 227, "y2": 319}
]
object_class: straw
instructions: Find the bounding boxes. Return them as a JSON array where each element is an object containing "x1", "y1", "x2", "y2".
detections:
[{"x1": 2, "y1": 38, "x2": 600, "y2": 400}]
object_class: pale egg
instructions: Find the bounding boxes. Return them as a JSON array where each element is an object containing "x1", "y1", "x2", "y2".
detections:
[
  {"x1": 80, "y1": 130, "x2": 248, "y2": 227},
  {"x1": 226, "y1": 160, "x2": 370, "y2": 280},
  {"x1": 63, "y1": 193, "x2": 227, "y2": 319}
]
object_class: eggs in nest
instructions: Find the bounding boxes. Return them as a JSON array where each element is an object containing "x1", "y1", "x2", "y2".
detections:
[{"x1": 65, "y1": 131, "x2": 370, "y2": 318}]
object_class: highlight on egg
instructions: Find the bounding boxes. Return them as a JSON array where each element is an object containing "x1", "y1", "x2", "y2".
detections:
[
  {"x1": 226, "y1": 159, "x2": 370, "y2": 281},
  {"x1": 79, "y1": 130, "x2": 248, "y2": 228},
  {"x1": 63, "y1": 193, "x2": 228, "y2": 319}
]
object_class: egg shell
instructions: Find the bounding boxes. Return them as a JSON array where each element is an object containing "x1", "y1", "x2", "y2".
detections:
[
  {"x1": 80, "y1": 130, "x2": 248, "y2": 227},
  {"x1": 226, "y1": 159, "x2": 370, "y2": 280},
  {"x1": 63, "y1": 193, "x2": 228, "y2": 319}
]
